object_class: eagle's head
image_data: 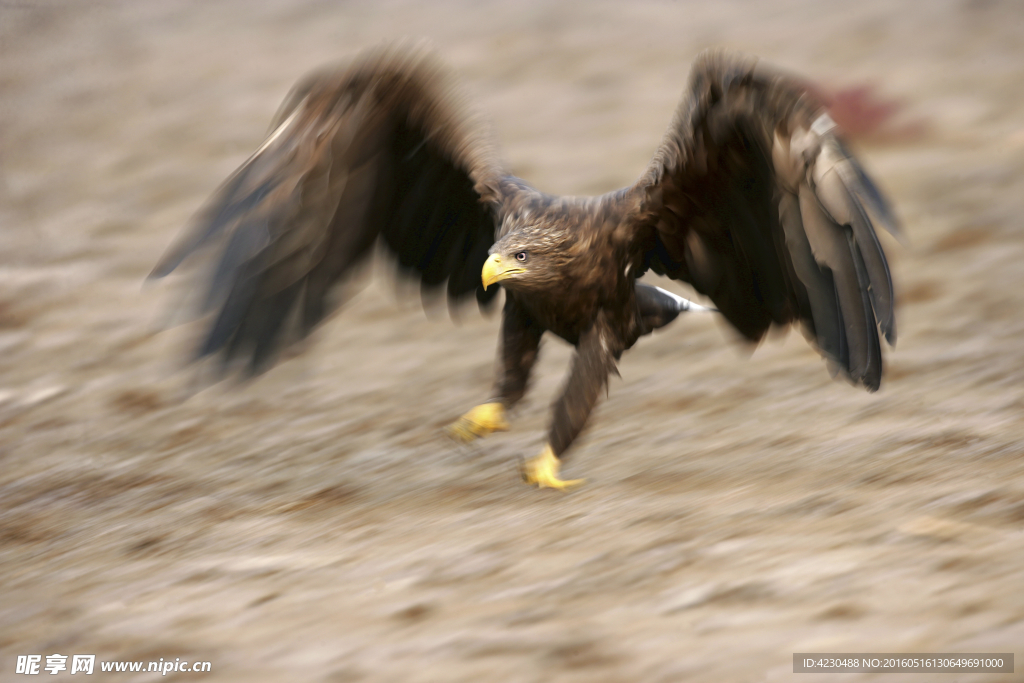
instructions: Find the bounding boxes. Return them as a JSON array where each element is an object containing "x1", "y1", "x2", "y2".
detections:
[{"x1": 482, "y1": 219, "x2": 576, "y2": 294}]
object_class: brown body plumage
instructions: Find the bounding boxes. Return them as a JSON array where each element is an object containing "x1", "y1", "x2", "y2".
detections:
[{"x1": 154, "y1": 44, "x2": 898, "y2": 488}]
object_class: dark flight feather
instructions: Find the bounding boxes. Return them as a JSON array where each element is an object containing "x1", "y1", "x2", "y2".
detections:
[
  {"x1": 632, "y1": 50, "x2": 898, "y2": 390},
  {"x1": 151, "y1": 45, "x2": 504, "y2": 374}
]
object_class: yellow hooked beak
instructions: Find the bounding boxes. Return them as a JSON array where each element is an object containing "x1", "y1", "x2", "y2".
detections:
[{"x1": 481, "y1": 253, "x2": 526, "y2": 290}]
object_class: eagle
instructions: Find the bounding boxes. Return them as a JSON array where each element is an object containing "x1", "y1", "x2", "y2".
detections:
[{"x1": 152, "y1": 45, "x2": 898, "y2": 491}]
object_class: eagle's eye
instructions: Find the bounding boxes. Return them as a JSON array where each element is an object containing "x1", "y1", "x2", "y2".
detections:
[{"x1": 515, "y1": 251, "x2": 528, "y2": 263}]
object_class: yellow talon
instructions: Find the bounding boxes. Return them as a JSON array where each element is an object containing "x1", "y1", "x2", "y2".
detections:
[
  {"x1": 521, "y1": 445, "x2": 585, "y2": 491},
  {"x1": 446, "y1": 402, "x2": 509, "y2": 443}
]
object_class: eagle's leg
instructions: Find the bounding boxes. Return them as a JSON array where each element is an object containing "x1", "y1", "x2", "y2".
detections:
[
  {"x1": 448, "y1": 296, "x2": 543, "y2": 443},
  {"x1": 523, "y1": 313, "x2": 621, "y2": 490}
]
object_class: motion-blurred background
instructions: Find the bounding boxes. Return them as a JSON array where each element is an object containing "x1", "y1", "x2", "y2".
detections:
[{"x1": 1, "y1": 1, "x2": 1022, "y2": 681}]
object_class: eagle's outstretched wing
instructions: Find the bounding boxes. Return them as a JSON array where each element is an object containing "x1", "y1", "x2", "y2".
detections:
[
  {"x1": 151, "y1": 45, "x2": 505, "y2": 374},
  {"x1": 631, "y1": 50, "x2": 899, "y2": 390}
]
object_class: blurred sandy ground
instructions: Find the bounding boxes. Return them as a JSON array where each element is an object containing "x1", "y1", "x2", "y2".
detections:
[{"x1": 1, "y1": 0, "x2": 1023, "y2": 681}]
